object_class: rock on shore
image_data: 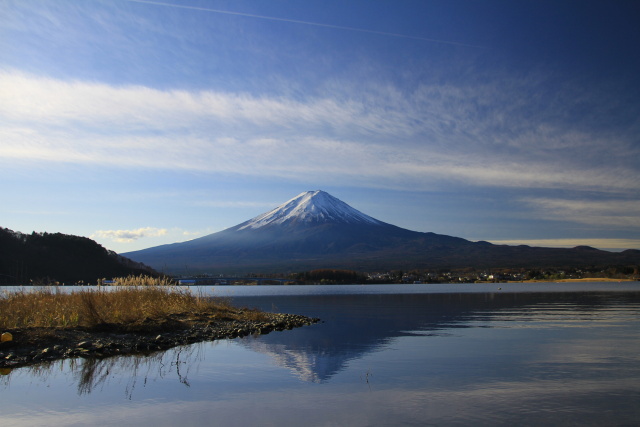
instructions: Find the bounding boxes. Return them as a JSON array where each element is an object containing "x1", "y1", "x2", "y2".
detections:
[{"x1": 0, "y1": 312, "x2": 320, "y2": 370}]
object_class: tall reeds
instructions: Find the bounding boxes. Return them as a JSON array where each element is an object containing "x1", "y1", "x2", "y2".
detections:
[
  {"x1": 102, "y1": 275, "x2": 177, "y2": 287},
  {"x1": 0, "y1": 276, "x2": 259, "y2": 330}
]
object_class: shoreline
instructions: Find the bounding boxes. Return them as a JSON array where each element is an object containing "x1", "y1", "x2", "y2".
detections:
[
  {"x1": 0, "y1": 312, "x2": 319, "y2": 370},
  {"x1": 509, "y1": 278, "x2": 636, "y2": 283}
]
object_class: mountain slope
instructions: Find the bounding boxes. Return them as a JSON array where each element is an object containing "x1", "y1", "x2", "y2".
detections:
[
  {"x1": 123, "y1": 191, "x2": 640, "y2": 274},
  {"x1": 237, "y1": 190, "x2": 384, "y2": 229}
]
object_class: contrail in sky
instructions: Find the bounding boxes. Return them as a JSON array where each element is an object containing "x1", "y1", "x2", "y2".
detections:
[{"x1": 124, "y1": 0, "x2": 484, "y2": 48}]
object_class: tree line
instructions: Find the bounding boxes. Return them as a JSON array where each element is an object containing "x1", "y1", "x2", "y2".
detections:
[
  {"x1": 0, "y1": 228, "x2": 156, "y2": 285},
  {"x1": 289, "y1": 269, "x2": 368, "y2": 284}
]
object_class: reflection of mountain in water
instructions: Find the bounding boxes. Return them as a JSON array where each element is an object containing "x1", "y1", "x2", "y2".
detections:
[
  {"x1": 235, "y1": 292, "x2": 637, "y2": 383},
  {"x1": 241, "y1": 340, "x2": 334, "y2": 383},
  {"x1": 2, "y1": 292, "x2": 636, "y2": 389}
]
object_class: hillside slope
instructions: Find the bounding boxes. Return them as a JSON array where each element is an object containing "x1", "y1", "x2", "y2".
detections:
[{"x1": 0, "y1": 228, "x2": 157, "y2": 284}]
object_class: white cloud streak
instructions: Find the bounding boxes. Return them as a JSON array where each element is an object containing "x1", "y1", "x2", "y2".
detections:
[
  {"x1": 521, "y1": 198, "x2": 640, "y2": 228},
  {"x1": 1, "y1": 71, "x2": 638, "y2": 194},
  {"x1": 92, "y1": 227, "x2": 167, "y2": 242},
  {"x1": 0, "y1": 72, "x2": 404, "y2": 136}
]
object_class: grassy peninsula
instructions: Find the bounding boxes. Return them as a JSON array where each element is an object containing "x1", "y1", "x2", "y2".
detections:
[
  {"x1": 0, "y1": 276, "x2": 261, "y2": 330},
  {"x1": 0, "y1": 276, "x2": 318, "y2": 369}
]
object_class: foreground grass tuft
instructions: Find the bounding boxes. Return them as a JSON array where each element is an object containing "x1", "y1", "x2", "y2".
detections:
[{"x1": 0, "y1": 276, "x2": 266, "y2": 330}]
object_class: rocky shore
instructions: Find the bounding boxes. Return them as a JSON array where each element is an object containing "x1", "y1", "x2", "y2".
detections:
[{"x1": 0, "y1": 312, "x2": 320, "y2": 370}]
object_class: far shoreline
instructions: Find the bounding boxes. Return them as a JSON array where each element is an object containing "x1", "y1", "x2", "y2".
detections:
[{"x1": 509, "y1": 277, "x2": 636, "y2": 283}]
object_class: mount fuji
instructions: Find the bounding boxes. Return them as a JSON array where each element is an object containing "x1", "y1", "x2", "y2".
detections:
[{"x1": 123, "y1": 190, "x2": 640, "y2": 274}]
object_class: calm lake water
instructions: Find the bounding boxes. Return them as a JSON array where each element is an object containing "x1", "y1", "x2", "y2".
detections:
[{"x1": 2, "y1": 282, "x2": 640, "y2": 426}]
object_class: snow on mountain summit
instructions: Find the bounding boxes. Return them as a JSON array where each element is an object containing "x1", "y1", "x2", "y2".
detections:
[{"x1": 238, "y1": 190, "x2": 384, "y2": 230}]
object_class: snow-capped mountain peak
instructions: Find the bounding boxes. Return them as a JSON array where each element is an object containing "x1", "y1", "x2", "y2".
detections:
[{"x1": 238, "y1": 190, "x2": 384, "y2": 230}]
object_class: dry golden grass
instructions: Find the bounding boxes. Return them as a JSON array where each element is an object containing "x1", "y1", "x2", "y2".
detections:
[
  {"x1": 103, "y1": 275, "x2": 177, "y2": 287},
  {"x1": 0, "y1": 276, "x2": 265, "y2": 330}
]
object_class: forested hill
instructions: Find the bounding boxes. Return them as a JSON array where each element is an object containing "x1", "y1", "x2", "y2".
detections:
[{"x1": 0, "y1": 228, "x2": 157, "y2": 285}]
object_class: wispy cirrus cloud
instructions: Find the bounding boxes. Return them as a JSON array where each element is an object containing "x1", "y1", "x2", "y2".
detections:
[
  {"x1": 521, "y1": 198, "x2": 640, "y2": 228},
  {"x1": 1, "y1": 71, "x2": 638, "y2": 195},
  {"x1": 0, "y1": 71, "x2": 410, "y2": 136}
]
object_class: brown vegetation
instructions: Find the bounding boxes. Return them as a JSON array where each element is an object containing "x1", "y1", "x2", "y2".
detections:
[
  {"x1": 0, "y1": 276, "x2": 266, "y2": 331},
  {"x1": 0, "y1": 276, "x2": 319, "y2": 370}
]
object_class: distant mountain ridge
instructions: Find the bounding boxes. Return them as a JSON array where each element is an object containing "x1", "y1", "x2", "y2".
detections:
[{"x1": 123, "y1": 191, "x2": 640, "y2": 274}]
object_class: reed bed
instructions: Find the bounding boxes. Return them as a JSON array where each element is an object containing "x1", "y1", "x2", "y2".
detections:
[
  {"x1": 0, "y1": 276, "x2": 264, "y2": 330},
  {"x1": 102, "y1": 275, "x2": 177, "y2": 287}
]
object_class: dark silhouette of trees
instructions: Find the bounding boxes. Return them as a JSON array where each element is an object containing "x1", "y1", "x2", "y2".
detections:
[
  {"x1": 0, "y1": 228, "x2": 156, "y2": 285},
  {"x1": 292, "y1": 269, "x2": 366, "y2": 284}
]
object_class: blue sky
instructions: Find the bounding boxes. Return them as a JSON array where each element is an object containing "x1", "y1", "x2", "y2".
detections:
[{"x1": 1, "y1": 0, "x2": 639, "y2": 254}]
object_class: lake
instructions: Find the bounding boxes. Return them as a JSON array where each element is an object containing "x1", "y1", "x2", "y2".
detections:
[{"x1": 2, "y1": 282, "x2": 640, "y2": 426}]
